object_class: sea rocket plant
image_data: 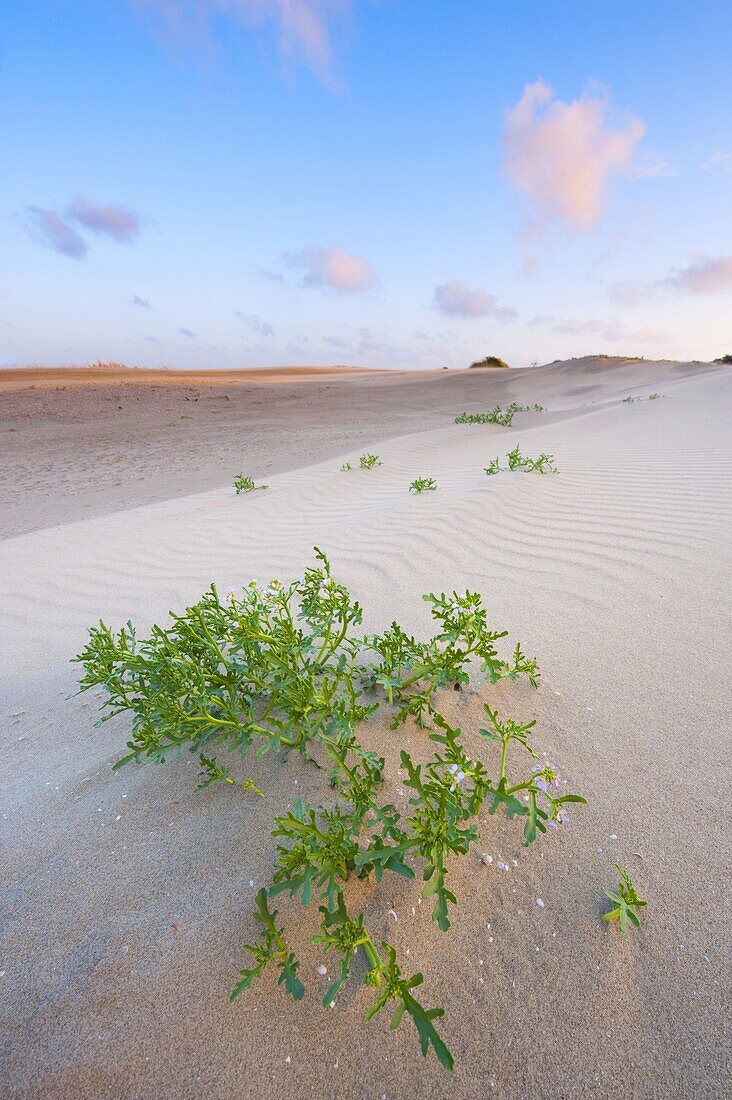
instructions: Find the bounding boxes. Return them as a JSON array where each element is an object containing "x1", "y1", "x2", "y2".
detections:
[
  {"x1": 75, "y1": 549, "x2": 586, "y2": 1070},
  {"x1": 234, "y1": 474, "x2": 268, "y2": 493},
  {"x1": 454, "y1": 403, "x2": 545, "y2": 426},
  {"x1": 485, "y1": 446, "x2": 557, "y2": 476}
]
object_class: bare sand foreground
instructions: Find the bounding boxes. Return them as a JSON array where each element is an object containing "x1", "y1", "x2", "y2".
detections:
[{"x1": 0, "y1": 358, "x2": 730, "y2": 1099}]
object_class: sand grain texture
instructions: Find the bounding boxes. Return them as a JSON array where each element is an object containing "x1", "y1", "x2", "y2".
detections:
[{"x1": 1, "y1": 358, "x2": 730, "y2": 1099}]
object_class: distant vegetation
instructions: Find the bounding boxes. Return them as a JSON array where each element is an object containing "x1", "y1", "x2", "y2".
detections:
[
  {"x1": 455, "y1": 403, "x2": 544, "y2": 426},
  {"x1": 713, "y1": 354, "x2": 732, "y2": 364},
  {"x1": 468, "y1": 356, "x2": 509, "y2": 369}
]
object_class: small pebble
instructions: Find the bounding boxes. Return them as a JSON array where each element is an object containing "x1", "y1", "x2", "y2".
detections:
[
  {"x1": 316, "y1": 963, "x2": 327, "y2": 976},
  {"x1": 536, "y1": 898, "x2": 544, "y2": 908}
]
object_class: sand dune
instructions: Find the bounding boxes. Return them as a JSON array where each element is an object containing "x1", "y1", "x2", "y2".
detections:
[{"x1": 1, "y1": 358, "x2": 730, "y2": 1098}]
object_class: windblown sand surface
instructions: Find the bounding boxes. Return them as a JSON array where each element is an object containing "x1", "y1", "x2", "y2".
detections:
[{"x1": 1, "y1": 357, "x2": 730, "y2": 1099}]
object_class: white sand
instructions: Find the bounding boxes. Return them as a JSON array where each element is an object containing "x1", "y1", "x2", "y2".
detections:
[{"x1": 1, "y1": 357, "x2": 730, "y2": 1098}]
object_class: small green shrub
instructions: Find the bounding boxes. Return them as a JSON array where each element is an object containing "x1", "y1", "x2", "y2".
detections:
[
  {"x1": 341, "y1": 454, "x2": 382, "y2": 471},
  {"x1": 602, "y1": 866, "x2": 646, "y2": 932},
  {"x1": 234, "y1": 474, "x2": 267, "y2": 494},
  {"x1": 410, "y1": 477, "x2": 438, "y2": 493},
  {"x1": 486, "y1": 446, "x2": 557, "y2": 476}
]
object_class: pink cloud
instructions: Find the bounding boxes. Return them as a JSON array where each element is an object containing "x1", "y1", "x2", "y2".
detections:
[
  {"x1": 283, "y1": 244, "x2": 378, "y2": 293},
  {"x1": 26, "y1": 208, "x2": 88, "y2": 259},
  {"x1": 129, "y1": 1, "x2": 349, "y2": 83},
  {"x1": 503, "y1": 80, "x2": 645, "y2": 232},
  {"x1": 660, "y1": 254, "x2": 732, "y2": 295},
  {"x1": 433, "y1": 280, "x2": 517, "y2": 321},
  {"x1": 67, "y1": 197, "x2": 141, "y2": 243}
]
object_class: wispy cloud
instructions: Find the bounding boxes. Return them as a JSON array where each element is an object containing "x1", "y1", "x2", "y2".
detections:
[
  {"x1": 178, "y1": 327, "x2": 197, "y2": 337},
  {"x1": 531, "y1": 314, "x2": 618, "y2": 339},
  {"x1": 503, "y1": 80, "x2": 645, "y2": 233},
  {"x1": 235, "y1": 311, "x2": 275, "y2": 336},
  {"x1": 25, "y1": 196, "x2": 142, "y2": 258},
  {"x1": 433, "y1": 280, "x2": 517, "y2": 321},
  {"x1": 609, "y1": 253, "x2": 732, "y2": 304},
  {"x1": 26, "y1": 208, "x2": 88, "y2": 259},
  {"x1": 128, "y1": 1, "x2": 350, "y2": 84},
  {"x1": 660, "y1": 254, "x2": 732, "y2": 295},
  {"x1": 701, "y1": 150, "x2": 732, "y2": 175},
  {"x1": 529, "y1": 313, "x2": 663, "y2": 344},
  {"x1": 67, "y1": 196, "x2": 140, "y2": 243},
  {"x1": 282, "y1": 244, "x2": 378, "y2": 293},
  {"x1": 607, "y1": 279, "x2": 653, "y2": 307},
  {"x1": 132, "y1": 294, "x2": 151, "y2": 307}
]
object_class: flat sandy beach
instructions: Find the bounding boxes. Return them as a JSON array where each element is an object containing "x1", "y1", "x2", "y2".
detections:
[{"x1": 1, "y1": 357, "x2": 730, "y2": 1098}]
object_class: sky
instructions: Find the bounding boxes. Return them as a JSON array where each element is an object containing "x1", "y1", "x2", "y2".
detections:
[{"x1": 1, "y1": 0, "x2": 731, "y2": 370}]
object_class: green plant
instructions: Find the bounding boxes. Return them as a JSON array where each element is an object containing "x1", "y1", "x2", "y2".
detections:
[
  {"x1": 341, "y1": 453, "x2": 383, "y2": 471},
  {"x1": 486, "y1": 446, "x2": 557, "y2": 475},
  {"x1": 622, "y1": 395, "x2": 637, "y2": 404},
  {"x1": 602, "y1": 865, "x2": 646, "y2": 931},
  {"x1": 74, "y1": 551, "x2": 372, "y2": 770},
  {"x1": 410, "y1": 477, "x2": 438, "y2": 493},
  {"x1": 75, "y1": 550, "x2": 585, "y2": 1070},
  {"x1": 234, "y1": 474, "x2": 267, "y2": 494},
  {"x1": 506, "y1": 445, "x2": 556, "y2": 473},
  {"x1": 454, "y1": 403, "x2": 544, "y2": 427},
  {"x1": 648, "y1": 393, "x2": 663, "y2": 400}
]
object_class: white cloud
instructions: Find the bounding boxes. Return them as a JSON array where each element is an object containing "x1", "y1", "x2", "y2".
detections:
[
  {"x1": 660, "y1": 254, "x2": 732, "y2": 295},
  {"x1": 129, "y1": 0, "x2": 349, "y2": 84},
  {"x1": 503, "y1": 80, "x2": 645, "y2": 232},
  {"x1": 433, "y1": 280, "x2": 517, "y2": 320},
  {"x1": 283, "y1": 244, "x2": 378, "y2": 293}
]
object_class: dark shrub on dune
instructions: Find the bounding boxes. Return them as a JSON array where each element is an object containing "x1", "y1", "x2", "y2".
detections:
[
  {"x1": 469, "y1": 355, "x2": 509, "y2": 369},
  {"x1": 713, "y1": 354, "x2": 732, "y2": 364}
]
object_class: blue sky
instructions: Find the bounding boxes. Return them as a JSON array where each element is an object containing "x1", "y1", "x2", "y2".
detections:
[{"x1": 1, "y1": 0, "x2": 731, "y2": 369}]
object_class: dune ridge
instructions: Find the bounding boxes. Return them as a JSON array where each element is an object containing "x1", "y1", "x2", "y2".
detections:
[{"x1": 0, "y1": 357, "x2": 730, "y2": 1098}]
